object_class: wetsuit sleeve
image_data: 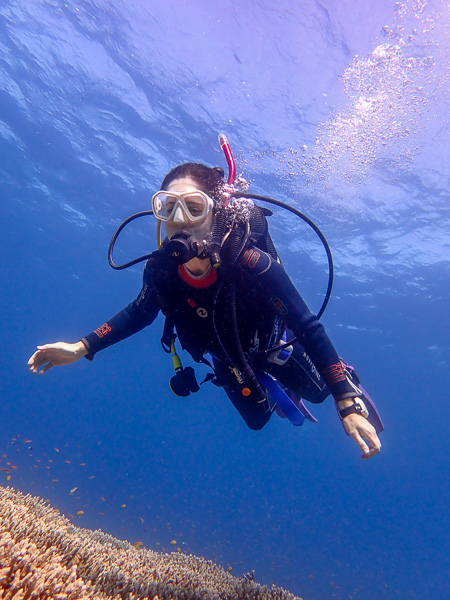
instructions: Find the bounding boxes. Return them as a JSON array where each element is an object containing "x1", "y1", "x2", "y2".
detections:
[
  {"x1": 240, "y1": 247, "x2": 354, "y2": 399},
  {"x1": 81, "y1": 261, "x2": 160, "y2": 360}
]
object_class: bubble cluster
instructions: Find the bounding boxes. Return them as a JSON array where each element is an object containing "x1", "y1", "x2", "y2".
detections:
[{"x1": 302, "y1": 0, "x2": 448, "y2": 187}]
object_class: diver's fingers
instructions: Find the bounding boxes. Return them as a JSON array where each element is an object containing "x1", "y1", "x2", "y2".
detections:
[
  {"x1": 35, "y1": 360, "x2": 53, "y2": 374},
  {"x1": 28, "y1": 358, "x2": 52, "y2": 375},
  {"x1": 28, "y1": 358, "x2": 42, "y2": 373},
  {"x1": 361, "y1": 446, "x2": 381, "y2": 460},
  {"x1": 27, "y1": 349, "x2": 44, "y2": 367},
  {"x1": 356, "y1": 429, "x2": 381, "y2": 460},
  {"x1": 361, "y1": 436, "x2": 381, "y2": 460},
  {"x1": 352, "y1": 430, "x2": 370, "y2": 456},
  {"x1": 28, "y1": 350, "x2": 50, "y2": 373},
  {"x1": 29, "y1": 359, "x2": 48, "y2": 373},
  {"x1": 366, "y1": 428, "x2": 381, "y2": 451},
  {"x1": 37, "y1": 362, "x2": 54, "y2": 375},
  {"x1": 28, "y1": 345, "x2": 59, "y2": 373},
  {"x1": 358, "y1": 422, "x2": 381, "y2": 459},
  {"x1": 36, "y1": 343, "x2": 58, "y2": 351},
  {"x1": 27, "y1": 345, "x2": 56, "y2": 367}
]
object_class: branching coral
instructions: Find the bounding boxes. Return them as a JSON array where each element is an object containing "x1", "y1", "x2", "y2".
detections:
[{"x1": 0, "y1": 486, "x2": 299, "y2": 600}]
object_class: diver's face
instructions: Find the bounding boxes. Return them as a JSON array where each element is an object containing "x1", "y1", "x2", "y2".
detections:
[{"x1": 163, "y1": 177, "x2": 214, "y2": 242}]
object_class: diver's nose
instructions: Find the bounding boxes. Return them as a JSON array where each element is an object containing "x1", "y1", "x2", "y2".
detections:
[{"x1": 172, "y1": 205, "x2": 186, "y2": 225}]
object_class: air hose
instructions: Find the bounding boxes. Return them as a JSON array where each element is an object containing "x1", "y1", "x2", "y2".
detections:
[
  {"x1": 208, "y1": 209, "x2": 228, "y2": 268},
  {"x1": 108, "y1": 210, "x2": 155, "y2": 270},
  {"x1": 232, "y1": 192, "x2": 333, "y2": 320},
  {"x1": 227, "y1": 283, "x2": 267, "y2": 402}
]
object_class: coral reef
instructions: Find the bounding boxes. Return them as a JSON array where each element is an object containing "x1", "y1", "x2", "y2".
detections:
[{"x1": 0, "y1": 486, "x2": 299, "y2": 600}]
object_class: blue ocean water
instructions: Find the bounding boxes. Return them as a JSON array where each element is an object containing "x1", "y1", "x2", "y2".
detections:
[{"x1": 1, "y1": 1, "x2": 449, "y2": 599}]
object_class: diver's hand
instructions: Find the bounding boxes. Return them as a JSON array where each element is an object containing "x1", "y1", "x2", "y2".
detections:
[
  {"x1": 27, "y1": 341, "x2": 88, "y2": 375},
  {"x1": 341, "y1": 412, "x2": 381, "y2": 460},
  {"x1": 337, "y1": 398, "x2": 381, "y2": 459}
]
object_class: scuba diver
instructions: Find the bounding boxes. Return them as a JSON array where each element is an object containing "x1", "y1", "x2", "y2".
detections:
[{"x1": 28, "y1": 135, "x2": 383, "y2": 459}]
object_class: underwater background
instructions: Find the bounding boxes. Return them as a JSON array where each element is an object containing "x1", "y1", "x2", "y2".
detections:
[{"x1": 0, "y1": 1, "x2": 449, "y2": 599}]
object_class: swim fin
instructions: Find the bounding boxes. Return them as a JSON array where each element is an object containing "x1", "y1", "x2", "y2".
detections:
[{"x1": 256, "y1": 371, "x2": 318, "y2": 426}]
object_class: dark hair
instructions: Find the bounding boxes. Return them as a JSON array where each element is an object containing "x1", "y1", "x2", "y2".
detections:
[{"x1": 161, "y1": 163, "x2": 225, "y2": 199}]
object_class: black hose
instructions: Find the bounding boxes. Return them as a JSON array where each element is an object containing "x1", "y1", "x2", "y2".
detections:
[
  {"x1": 232, "y1": 192, "x2": 333, "y2": 320},
  {"x1": 108, "y1": 210, "x2": 155, "y2": 270},
  {"x1": 208, "y1": 208, "x2": 228, "y2": 268},
  {"x1": 226, "y1": 283, "x2": 267, "y2": 402}
]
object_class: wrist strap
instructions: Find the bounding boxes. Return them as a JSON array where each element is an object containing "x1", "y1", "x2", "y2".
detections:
[{"x1": 338, "y1": 397, "x2": 369, "y2": 420}]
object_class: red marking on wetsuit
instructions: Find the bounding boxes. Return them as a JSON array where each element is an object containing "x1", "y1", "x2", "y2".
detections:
[
  {"x1": 242, "y1": 249, "x2": 260, "y2": 269},
  {"x1": 177, "y1": 264, "x2": 218, "y2": 288},
  {"x1": 187, "y1": 298, "x2": 197, "y2": 308},
  {"x1": 323, "y1": 362, "x2": 346, "y2": 384},
  {"x1": 94, "y1": 323, "x2": 112, "y2": 338},
  {"x1": 249, "y1": 251, "x2": 260, "y2": 268},
  {"x1": 272, "y1": 298, "x2": 288, "y2": 316}
]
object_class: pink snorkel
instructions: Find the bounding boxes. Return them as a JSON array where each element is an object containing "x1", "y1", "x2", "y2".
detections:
[
  {"x1": 207, "y1": 133, "x2": 237, "y2": 267},
  {"x1": 218, "y1": 133, "x2": 236, "y2": 206}
]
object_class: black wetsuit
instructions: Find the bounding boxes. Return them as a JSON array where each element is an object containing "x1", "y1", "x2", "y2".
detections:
[{"x1": 82, "y1": 243, "x2": 355, "y2": 430}]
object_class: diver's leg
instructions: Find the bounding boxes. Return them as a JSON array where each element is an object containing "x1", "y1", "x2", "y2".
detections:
[
  {"x1": 266, "y1": 343, "x2": 329, "y2": 404},
  {"x1": 212, "y1": 358, "x2": 275, "y2": 430}
]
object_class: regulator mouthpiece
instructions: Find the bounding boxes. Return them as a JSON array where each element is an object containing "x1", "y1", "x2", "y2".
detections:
[{"x1": 166, "y1": 232, "x2": 199, "y2": 264}]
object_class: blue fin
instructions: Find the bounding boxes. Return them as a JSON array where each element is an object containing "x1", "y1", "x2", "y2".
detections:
[{"x1": 256, "y1": 371, "x2": 317, "y2": 426}]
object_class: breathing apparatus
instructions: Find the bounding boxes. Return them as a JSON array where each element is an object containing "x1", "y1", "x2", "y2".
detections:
[{"x1": 107, "y1": 134, "x2": 335, "y2": 400}]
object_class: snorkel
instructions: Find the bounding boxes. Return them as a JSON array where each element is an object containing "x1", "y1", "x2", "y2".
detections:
[
  {"x1": 206, "y1": 134, "x2": 237, "y2": 267},
  {"x1": 218, "y1": 133, "x2": 236, "y2": 198}
]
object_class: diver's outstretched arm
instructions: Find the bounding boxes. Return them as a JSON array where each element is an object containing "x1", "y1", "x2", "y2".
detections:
[{"x1": 27, "y1": 341, "x2": 88, "y2": 375}]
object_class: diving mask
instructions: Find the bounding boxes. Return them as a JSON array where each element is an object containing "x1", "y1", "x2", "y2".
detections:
[{"x1": 152, "y1": 190, "x2": 214, "y2": 224}]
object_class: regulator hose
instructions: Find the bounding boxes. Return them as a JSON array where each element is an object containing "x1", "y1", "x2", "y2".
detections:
[
  {"x1": 108, "y1": 210, "x2": 155, "y2": 270},
  {"x1": 232, "y1": 192, "x2": 333, "y2": 320},
  {"x1": 227, "y1": 283, "x2": 267, "y2": 402}
]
